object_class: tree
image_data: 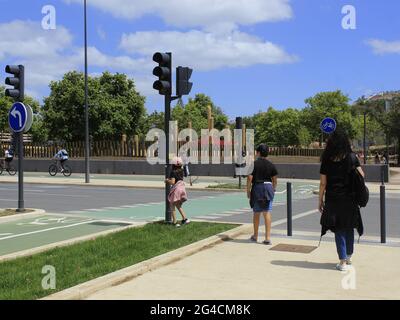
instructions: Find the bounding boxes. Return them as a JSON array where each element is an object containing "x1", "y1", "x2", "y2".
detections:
[
  {"x1": 253, "y1": 107, "x2": 303, "y2": 147},
  {"x1": 1, "y1": 85, "x2": 43, "y2": 141},
  {"x1": 172, "y1": 94, "x2": 229, "y2": 132},
  {"x1": 302, "y1": 91, "x2": 357, "y2": 142},
  {"x1": 139, "y1": 110, "x2": 165, "y2": 135},
  {"x1": 355, "y1": 93, "x2": 400, "y2": 164},
  {"x1": 42, "y1": 71, "x2": 146, "y2": 142}
]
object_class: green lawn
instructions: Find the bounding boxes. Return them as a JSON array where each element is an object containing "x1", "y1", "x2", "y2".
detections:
[
  {"x1": 0, "y1": 221, "x2": 237, "y2": 300},
  {"x1": 0, "y1": 209, "x2": 34, "y2": 217},
  {"x1": 207, "y1": 183, "x2": 246, "y2": 190}
]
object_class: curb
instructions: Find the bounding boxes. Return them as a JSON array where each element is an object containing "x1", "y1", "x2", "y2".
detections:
[
  {"x1": 0, "y1": 209, "x2": 46, "y2": 223},
  {"x1": 0, "y1": 179, "x2": 242, "y2": 192},
  {"x1": 42, "y1": 223, "x2": 251, "y2": 300}
]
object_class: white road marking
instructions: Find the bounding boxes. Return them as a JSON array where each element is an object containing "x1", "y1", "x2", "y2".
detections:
[
  {"x1": 271, "y1": 209, "x2": 319, "y2": 227},
  {"x1": 67, "y1": 211, "x2": 90, "y2": 214},
  {"x1": 194, "y1": 215, "x2": 219, "y2": 220},
  {"x1": 0, "y1": 233, "x2": 13, "y2": 237},
  {"x1": 0, "y1": 219, "x2": 98, "y2": 241},
  {"x1": 102, "y1": 207, "x2": 124, "y2": 210}
]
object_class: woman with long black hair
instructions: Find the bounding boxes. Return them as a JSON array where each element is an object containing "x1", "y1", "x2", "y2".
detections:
[{"x1": 319, "y1": 130, "x2": 365, "y2": 271}]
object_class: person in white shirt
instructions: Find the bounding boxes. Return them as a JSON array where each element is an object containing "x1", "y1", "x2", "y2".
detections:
[
  {"x1": 54, "y1": 148, "x2": 69, "y2": 172},
  {"x1": 4, "y1": 149, "x2": 14, "y2": 169}
]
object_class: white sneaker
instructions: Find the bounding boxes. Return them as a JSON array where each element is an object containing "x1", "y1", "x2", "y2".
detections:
[
  {"x1": 346, "y1": 256, "x2": 352, "y2": 265},
  {"x1": 336, "y1": 263, "x2": 349, "y2": 271}
]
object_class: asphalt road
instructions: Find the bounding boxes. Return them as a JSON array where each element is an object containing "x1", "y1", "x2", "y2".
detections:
[
  {"x1": 1, "y1": 183, "x2": 398, "y2": 239},
  {"x1": 0, "y1": 183, "x2": 218, "y2": 213}
]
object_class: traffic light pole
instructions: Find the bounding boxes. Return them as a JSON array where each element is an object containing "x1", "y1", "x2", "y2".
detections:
[
  {"x1": 165, "y1": 94, "x2": 172, "y2": 223},
  {"x1": 164, "y1": 93, "x2": 181, "y2": 223}
]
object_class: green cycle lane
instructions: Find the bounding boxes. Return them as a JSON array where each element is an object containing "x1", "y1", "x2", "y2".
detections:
[
  {"x1": 0, "y1": 215, "x2": 130, "y2": 256},
  {"x1": 65, "y1": 182, "x2": 318, "y2": 222}
]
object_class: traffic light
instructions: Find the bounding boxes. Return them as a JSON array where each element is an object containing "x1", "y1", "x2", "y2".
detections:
[
  {"x1": 5, "y1": 65, "x2": 24, "y2": 101},
  {"x1": 176, "y1": 66, "x2": 193, "y2": 96},
  {"x1": 235, "y1": 117, "x2": 243, "y2": 130},
  {"x1": 152, "y1": 52, "x2": 171, "y2": 95}
]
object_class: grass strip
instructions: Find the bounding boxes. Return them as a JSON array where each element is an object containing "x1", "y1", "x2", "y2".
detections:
[
  {"x1": 0, "y1": 221, "x2": 237, "y2": 300},
  {"x1": 207, "y1": 183, "x2": 246, "y2": 190},
  {"x1": 0, "y1": 209, "x2": 34, "y2": 217}
]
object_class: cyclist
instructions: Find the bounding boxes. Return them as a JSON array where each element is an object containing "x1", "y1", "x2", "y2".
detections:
[
  {"x1": 4, "y1": 149, "x2": 14, "y2": 170},
  {"x1": 54, "y1": 148, "x2": 69, "y2": 173}
]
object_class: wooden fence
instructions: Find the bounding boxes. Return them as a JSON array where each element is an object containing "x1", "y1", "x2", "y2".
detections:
[{"x1": 0, "y1": 139, "x2": 325, "y2": 159}]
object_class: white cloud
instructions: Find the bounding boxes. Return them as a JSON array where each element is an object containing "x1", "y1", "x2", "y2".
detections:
[
  {"x1": 64, "y1": 0, "x2": 293, "y2": 32},
  {"x1": 366, "y1": 39, "x2": 400, "y2": 55},
  {"x1": 0, "y1": 20, "x2": 147, "y2": 99},
  {"x1": 97, "y1": 26, "x2": 107, "y2": 40},
  {"x1": 120, "y1": 30, "x2": 297, "y2": 71}
]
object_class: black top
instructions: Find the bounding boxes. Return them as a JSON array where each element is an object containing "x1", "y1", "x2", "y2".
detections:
[
  {"x1": 320, "y1": 153, "x2": 360, "y2": 200},
  {"x1": 169, "y1": 168, "x2": 184, "y2": 183},
  {"x1": 251, "y1": 158, "x2": 278, "y2": 183}
]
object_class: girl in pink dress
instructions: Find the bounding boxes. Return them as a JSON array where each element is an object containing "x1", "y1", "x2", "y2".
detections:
[{"x1": 165, "y1": 157, "x2": 190, "y2": 227}]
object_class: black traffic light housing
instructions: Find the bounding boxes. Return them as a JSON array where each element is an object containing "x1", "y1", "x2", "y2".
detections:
[
  {"x1": 153, "y1": 52, "x2": 171, "y2": 95},
  {"x1": 5, "y1": 65, "x2": 24, "y2": 101},
  {"x1": 176, "y1": 66, "x2": 193, "y2": 96}
]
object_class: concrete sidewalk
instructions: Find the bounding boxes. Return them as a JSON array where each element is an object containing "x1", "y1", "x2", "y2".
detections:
[
  {"x1": 86, "y1": 230, "x2": 400, "y2": 300},
  {"x1": 1, "y1": 172, "x2": 400, "y2": 193}
]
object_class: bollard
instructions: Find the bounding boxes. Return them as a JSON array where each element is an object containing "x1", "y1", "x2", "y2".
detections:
[
  {"x1": 380, "y1": 185, "x2": 386, "y2": 244},
  {"x1": 287, "y1": 182, "x2": 292, "y2": 236}
]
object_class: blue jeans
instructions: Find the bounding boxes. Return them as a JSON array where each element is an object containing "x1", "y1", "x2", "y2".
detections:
[{"x1": 335, "y1": 229, "x2": 354, "y2": 260}]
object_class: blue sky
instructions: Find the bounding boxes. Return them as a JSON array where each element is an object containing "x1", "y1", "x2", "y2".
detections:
[{"x1": 0, "y1": 0, "x2": 399, "y2": 119}]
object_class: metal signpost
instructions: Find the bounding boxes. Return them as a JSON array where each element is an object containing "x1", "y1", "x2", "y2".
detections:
[{"x1": 8, "y1": 102, "x2": 33, "y2": 212}]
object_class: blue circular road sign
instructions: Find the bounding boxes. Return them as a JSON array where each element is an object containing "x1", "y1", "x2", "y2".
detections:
[
  {"x1": 9, "y1": 102, "x2": 28, "y2": 133},
  {"x1": 320, "y1": 117, "x2": 337, "y2": 134}
]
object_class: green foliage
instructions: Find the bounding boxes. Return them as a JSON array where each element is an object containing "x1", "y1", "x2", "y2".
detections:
[
  {"x1": 251, "y1": 108, "x2": 303, "y2": 147},
  {"x1": 172, "y1": 94, "x2": 229, "y2": 132},
  {"x1": 0, "y1": 86, "x2": 14, "y2": 132},
  {"x1": 302, "y1": 90, "x2": 357, "y2": 140},
  {"x1": 42, "y1": 71, "x2": 146, "y2": 142},
  {"x1": 1, "y1": 85, "x2": 43, "y2": 140}
]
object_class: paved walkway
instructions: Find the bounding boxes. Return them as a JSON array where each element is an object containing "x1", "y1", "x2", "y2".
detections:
[
  {"x1": 390, "y1": 168, "x2": 400, "y2": 185},
  {"x1": 87, "y1": 230, "x2": 400, "y2": 300}
]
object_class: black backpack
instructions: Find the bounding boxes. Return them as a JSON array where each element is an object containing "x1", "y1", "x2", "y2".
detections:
[{"x1": 348, "y1": 153, "x2": 369, "y2": 208}]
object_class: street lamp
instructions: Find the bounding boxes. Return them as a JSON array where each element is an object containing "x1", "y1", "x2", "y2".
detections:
[
  {"x1": 384, "y1": 99, "x2": 392, "y2": 165},
  {"x1": 84, "y1": 0, "x2": 90, "y2": 183},
  {"x1": 363, "y1": 107, "x2": 367, "y2": 165}
]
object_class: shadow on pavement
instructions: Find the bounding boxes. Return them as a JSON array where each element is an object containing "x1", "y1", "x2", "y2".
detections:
[{"x1": 270, "y1": 260, "x2": 336, "y2": 271}]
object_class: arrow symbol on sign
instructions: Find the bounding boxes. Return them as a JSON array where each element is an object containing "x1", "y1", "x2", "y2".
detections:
[{"x1": 11, "y1": 107, "x2": 22, "y2": 128}]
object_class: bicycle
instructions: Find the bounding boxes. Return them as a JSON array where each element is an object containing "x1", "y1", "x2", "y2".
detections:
[
  {"x1": 0, "y1": 160, "x2": 17, "y2": 176},
  {"x1": 48, "y1": 160, "x2": 72, "y2": 177}
]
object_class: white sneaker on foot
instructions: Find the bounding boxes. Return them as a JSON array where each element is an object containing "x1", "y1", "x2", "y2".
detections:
[
  {"x1": 346, "y1": 256, "x2": 352, "y2": 265},
  {"x1": 336, "y1": 263, "x2": 348, "y2": 271}
]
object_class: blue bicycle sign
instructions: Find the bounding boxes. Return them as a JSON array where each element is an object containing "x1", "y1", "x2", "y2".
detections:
[{"x1": 320, "y1": 117, "x2": 337, "y2": 134}]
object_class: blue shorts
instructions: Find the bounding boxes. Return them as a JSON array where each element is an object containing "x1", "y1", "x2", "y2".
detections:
[{"x1": 253, "y1": 200, "x2": 273, "y2": 213}]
